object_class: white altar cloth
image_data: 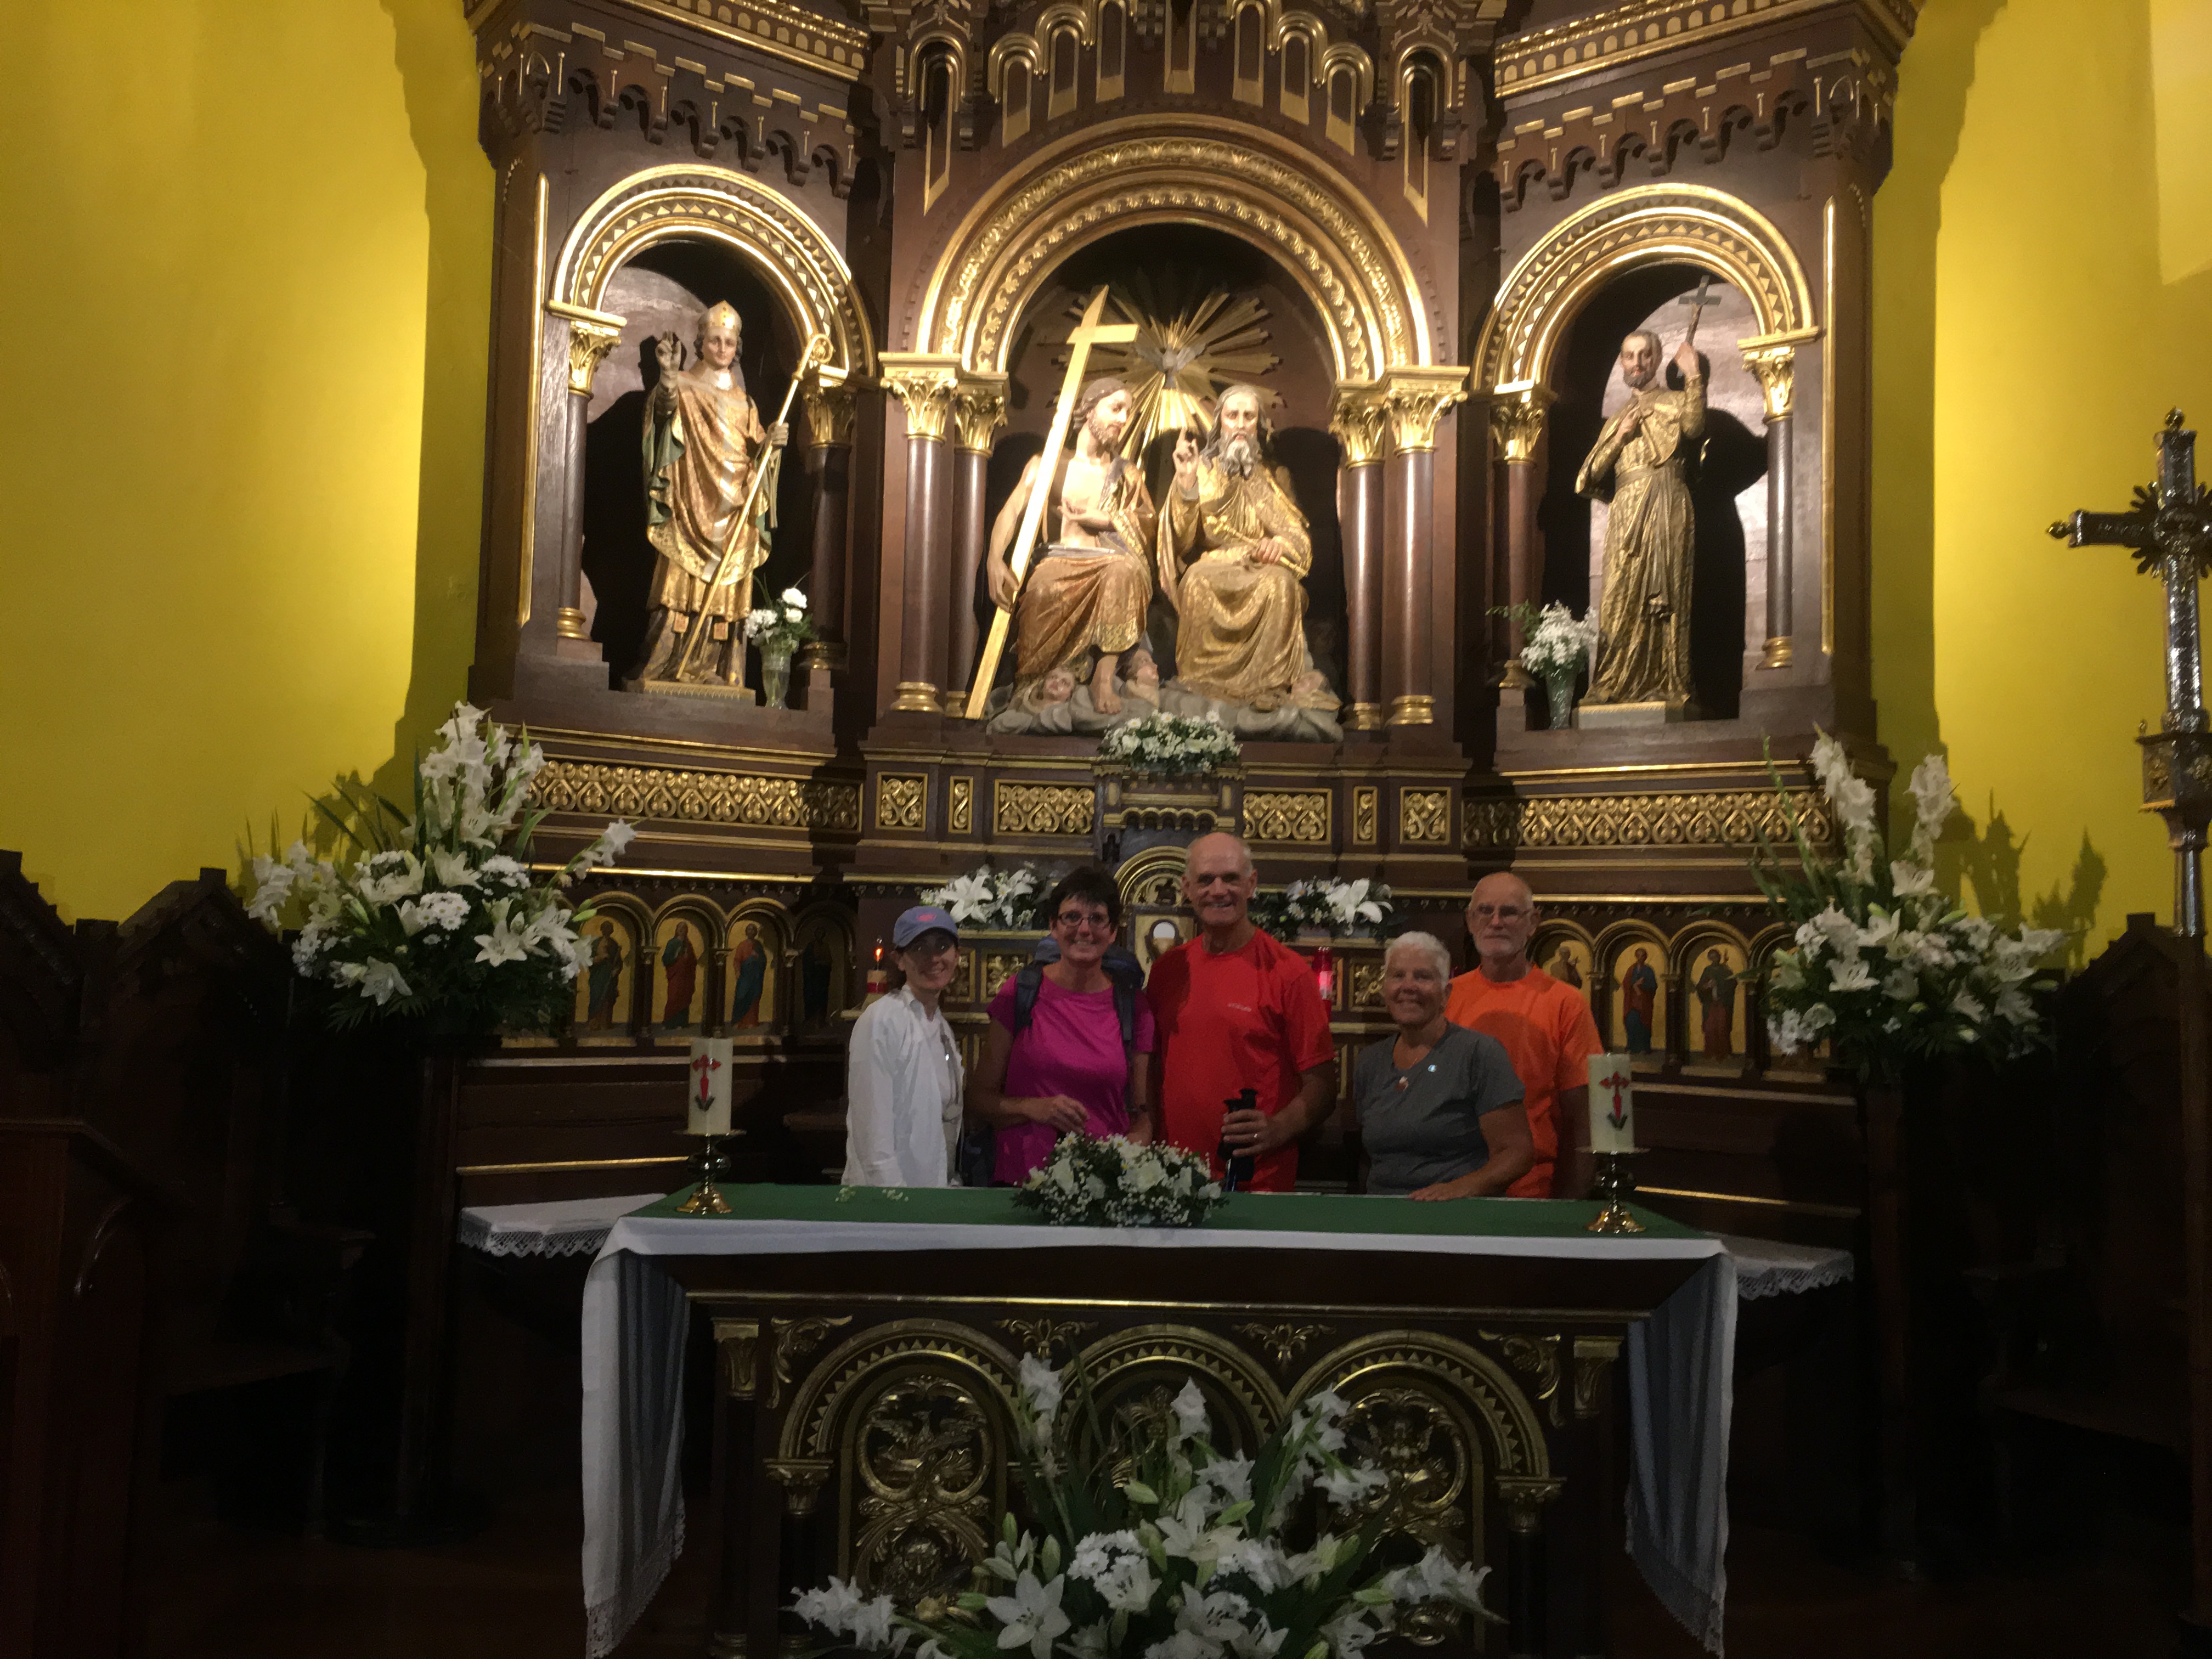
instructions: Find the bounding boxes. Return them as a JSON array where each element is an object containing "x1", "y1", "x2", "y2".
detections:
[{"x1": 576, "y1": 1199, "x2": 1742, "y2": 1659}]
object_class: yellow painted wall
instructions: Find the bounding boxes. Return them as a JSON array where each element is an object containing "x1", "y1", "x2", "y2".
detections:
[
  {"x1": 0, "y1": 0, "x2": 489, "y2": 923},
  {"x1": 1873, "y1": 0, "x2": 2212, "y2": 960}
]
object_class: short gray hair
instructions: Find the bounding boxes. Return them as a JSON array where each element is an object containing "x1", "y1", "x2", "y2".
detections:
[
  {"x1": 1623, "y1": 328, "x2": 1662, "y2": 359},
  {"x1": 1384, "y1": 930, "x2": 1452, "y2": 983}
]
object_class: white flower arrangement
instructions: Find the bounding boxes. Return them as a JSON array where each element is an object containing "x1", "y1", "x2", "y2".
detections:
[
  {"x1": 923, "y1": 862, "x2": 1045, "y2": 931},
  {"x1": 1012, "y1": 1134, "x2": 1227, "y2": 1228},
  {"x1": 1754, "y1": 729, "x2": 2063, "y2": 1082},
  {"x1": 1490, "y1": 601, "x2": 1598, "y2": 682},
  {"x1": 240, "y1": 701, "x2": 635, "y2": 1032},
  {"x1": 741, "y1": 585, "x2": 816, "y2": 653},
  {"x1": 793, "y1": 1358, "x2": 1500, "y2": 1659},
  {"x1": 1098, "y1": 712, "x2": 1242, "y2": 777},
  {"x1": 1251, "y1": 879, "x2": 1394, "y2": 944}
]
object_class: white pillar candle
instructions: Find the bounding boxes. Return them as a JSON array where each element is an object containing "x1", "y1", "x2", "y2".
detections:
[
  {"x1": 1587, "y1": 1053, "x2": 1635, "y2": 1154},
  {"x1": 687, "y1": 1037, "x2": 735, "y2": 1136}
]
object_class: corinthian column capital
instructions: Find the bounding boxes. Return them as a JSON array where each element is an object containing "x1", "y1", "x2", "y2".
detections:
[
  {"x1": 1329, "y1": 382, "x2": 1390, "y2": 467},
  {"x1": 800, "y1": 375, "x2": 857, "y2": 448},
  {"x1": 1742, "y1": 345, "x2": 1797, "y2": 422},
  {"x1": 1376, "y1": 365, "x2": 1470, "y2": 455},
  {"x1": 952, "y1": 374, "x2": 1010, "y2": 455},
  {"x1": 548, "y1": 300, "x2": 628, "y2": 397},
  {"x1": 1485, "y1": 379, "x2": 1555, "y2": 464},
  {"x1": 878, "y1": 352, "x2": 964, "y2": 443}
]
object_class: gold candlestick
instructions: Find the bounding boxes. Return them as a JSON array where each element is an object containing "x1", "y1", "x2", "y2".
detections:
[
  {"x1": 673, "y1": 1131, "x2": 737, "y2": 1216},
  {"x1": 1585, "y1": 1148, "x2": 1647, "y2": 1234}
]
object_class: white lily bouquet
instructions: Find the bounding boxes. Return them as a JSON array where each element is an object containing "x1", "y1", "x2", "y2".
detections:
[
  {"x1": 241, "y1": 702, "x2": 636, "y2": 1032},
  {"x1": 1754, "y1": 730, "x2": 2062, "y2": 1084},
  {"x1": 792, "y1": 1358, "x2": 1501, "y2": 1659},
  {"x1": 1490, "y1": 601, "x2": 1597, "y2": 682},
  {"x1": 743, "y1": 585, "x2": 816, "y2": 653},
  {"x1": 1252, "y1": 878, "x2": 1392, "y2": 944},
  {"x1": 1012, "y1": 1135, "x2": 1226, "y2": 1228},
  {"x1": 1098, "y1": 712, "x2": 1242, "y2": 778},
  {"x1": 924, "y1": 862, "x2": 1046, "y2": 931}
]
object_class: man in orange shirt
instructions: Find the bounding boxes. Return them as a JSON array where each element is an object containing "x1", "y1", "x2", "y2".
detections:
[
  {"x1": 1147, "y1": 832, "x2": 1336, "y2": 1192},
  {"x1": 1444, "y1": 872, "x2": 1604, "y2": 1198}
]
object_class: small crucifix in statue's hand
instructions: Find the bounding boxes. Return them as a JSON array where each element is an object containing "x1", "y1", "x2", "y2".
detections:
[{"x1": 2051, "y1": 409, "x2": 2212, "y2": 933}]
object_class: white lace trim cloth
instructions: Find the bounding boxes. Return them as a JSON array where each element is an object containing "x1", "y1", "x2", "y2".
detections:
[
  {"x1": 1716, "y1": 1233, "x2": 1855, "y2": 1300},
  {"x1": 457, "y1": 1194, "x2": 668, "y2": 1259}
]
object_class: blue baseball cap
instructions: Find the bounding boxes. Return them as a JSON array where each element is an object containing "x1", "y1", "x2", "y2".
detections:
[{"x1": 892, "y1": 905, "x2": 960, "y2": 947}]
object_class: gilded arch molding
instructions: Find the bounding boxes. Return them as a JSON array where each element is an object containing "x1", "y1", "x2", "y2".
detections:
[
  {"x1": 1472, "y1": 183, "x2": 1818, "y2": 394},
  {"x1": 553, "y1": 165, "x2": 877, "y2": 383},
  {"x1": 916, "y1": 117, "x2": 1433, "y2": 383},
  {"x1": 1290, "y1": 1330, "x2": 1553, "y2": 1480}
]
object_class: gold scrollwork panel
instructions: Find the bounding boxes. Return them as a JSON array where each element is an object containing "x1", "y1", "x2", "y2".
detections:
[
  {"x1": 877, "y1": 774, "x2": 928, "y2": 832},
  {"x1": 533, "y1": 761, "x2": 860, "y2": 831},
  {"x1": 1463, "y1": 788, "x2": 1835, "y2": 852},
  {"x1": 994, "y1": 782, "x2": 1095, "y2": 838},
  {"x1": 1400, "y1": 789, "x2": 1453, "y2": 845},
  {"x1": 1245, "y1": 789, "x2": 1332, "y2": 844},
  {"x1": 1335, "y1": 1383, "x2": 1486, "y2": 1639},
  {"x1": 1072, "y1": 1325, "x2": 1289, "y2": 1465}
]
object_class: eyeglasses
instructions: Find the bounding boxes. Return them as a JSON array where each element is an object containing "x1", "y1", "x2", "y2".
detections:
[{"x1": 1053, "y1": 911, "x2": 1113, "y2": 933}]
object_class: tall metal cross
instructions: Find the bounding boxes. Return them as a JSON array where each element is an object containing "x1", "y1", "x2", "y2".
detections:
[
  {"x1": 961, "y1": 286, "x2": 1139, "y2": 719},
  {"x1": 2050, "y1": 410, "x2": 2212, "y2": 935}
]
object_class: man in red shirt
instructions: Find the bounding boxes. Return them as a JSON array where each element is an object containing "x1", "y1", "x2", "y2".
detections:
[
  {"x1": 1147, "y1": 832, "x2": 1335, "y2": 1192},
  {"x1": 1444, "y1": 872, "x2": 1604, "y2": 1198}
]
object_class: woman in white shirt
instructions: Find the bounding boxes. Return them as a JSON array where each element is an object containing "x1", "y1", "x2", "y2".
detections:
[{"x1": 842, "y1": 905, "x2": 966, "y2": 1186}]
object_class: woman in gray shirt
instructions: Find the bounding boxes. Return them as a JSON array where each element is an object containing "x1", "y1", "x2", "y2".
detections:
[{"x1": 1353, "y1": 932, "x2": 1534, "y2": 1199}]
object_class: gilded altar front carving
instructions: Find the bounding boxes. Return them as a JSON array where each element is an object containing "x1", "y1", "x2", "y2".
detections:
[
  {"x1": 850, "y1": 1374, "x2": 997, "y2": 1601},
  {"x1": 1400, "y1": 789, "x2": 1452, "y2": 844},
  {"x1": 877, "y1": 775, "x2": 927, "y2": 832},
  {"x1": 1234, "y1": 1321, "x2": 1332, "y2": 1369},
  {"x1": 771, "y1": 1316, "x2": 851, "y2": 1409}
]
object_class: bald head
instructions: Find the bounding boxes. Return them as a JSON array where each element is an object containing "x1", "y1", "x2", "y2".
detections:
[
  {"x1": 1468, "y1": 871, "x2": 1540, "y2": 981},
  {"x1": 1183, "y1": 833, "x2": 1259, "y2": 943}
]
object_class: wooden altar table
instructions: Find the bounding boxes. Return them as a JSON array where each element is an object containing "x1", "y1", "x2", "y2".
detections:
[{"x1": 580, "y1": 1188, "x2": 1735, "y2": 1659}]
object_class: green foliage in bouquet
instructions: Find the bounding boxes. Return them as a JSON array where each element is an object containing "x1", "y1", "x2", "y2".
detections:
[{"x1": 1012, "y1": 1135, "x2": 1226, "y2": 1228}]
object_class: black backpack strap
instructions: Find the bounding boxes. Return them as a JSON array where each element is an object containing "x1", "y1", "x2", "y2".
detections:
[
  {"x1": 1114, "y1": 980, "x2": 1138, "y2": 1060},
  {"x1": 1010, "y1": 962, "x2": 1045, "y2": 1039}
]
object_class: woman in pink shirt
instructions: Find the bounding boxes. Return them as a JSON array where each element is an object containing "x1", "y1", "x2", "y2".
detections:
[{"x1": 966, "y1": 866, "x2": 1155, "y2": 1183}]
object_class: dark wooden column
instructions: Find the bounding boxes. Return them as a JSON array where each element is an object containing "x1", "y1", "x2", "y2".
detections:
[
  {"x1": 879, "y1": 356, "x2": 961, "y2": 712},
  {"x1": 800, "y1": 377, "x2": 856, "y2": 673},
  {"x1": 948, "y1": 375, "x2": 1008, "y2": 705},
  {"x1": 1379, "y1": 369, "x2": 1467, "y2": 728},
  {"x1": 1330, "y1": 385, "x2": 1388, "y2": 732},
  {"x1": 545, "y1": 302, "x2": 626, "y2": 656},
  {"x1": 1487, "y1": 382, "x2": 1553, "y2": 692},
  {"x1": 1745, "y1": 342, "x2": 1801, "y2": 671}
]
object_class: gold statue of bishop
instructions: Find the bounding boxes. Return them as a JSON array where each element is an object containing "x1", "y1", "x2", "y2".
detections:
[{"x1": 636, "y1": 301, "x2": 788, "y2": 685}]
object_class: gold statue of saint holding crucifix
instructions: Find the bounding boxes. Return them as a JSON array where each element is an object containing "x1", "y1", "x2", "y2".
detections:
[
  {"x1": 984, "y1": 376, "x2": 1159, "y2": 723},
  {"x1": 1577, "y1": 283, "x2": 1713, "y2": 710}
]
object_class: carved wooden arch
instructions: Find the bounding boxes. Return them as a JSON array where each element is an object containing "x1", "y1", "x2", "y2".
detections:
[
  {"x1": 1114, "y1": 845, "x2": 1188, "y2": 910},
  {"x1": 1527, "y1": 917, "x2": 1599, "y2": 981},
  {"x1": 1318, "y1": 41, "x2": 1375, "y2": 109},
  {"x1": 725, "y1": 896, "x2": 791, "y2": 1028},
  {"x1": 1667, "y1": 918, "x2": 1751, "y2": 981},
  {"x1": 916, "y1": 114, "x2": 1429, "y2": 382},
  {"x1": 552, "y1": 165, "x2": 876, "y2": 384},
  {"x1": 572, "y1": 888, "x2": 655, "y2": 1032},
  {"x1": 1270, "y1": 5, "x2": 1327, "y2": 53},
  {"x1": 1472, "y1": 182, "x2": 1818, "y2": 395},
  {"x1": 778, "y1": 1318, "x2": 1023, "y2": 1460},
  {"x1": 791, "y1": 899, "x2": 861, "y2": 1020},
  {"x1": 1290, "y1": 1330, "x2": 1552, "y2": 1481},
  {"x1": 1074, "y1": 1324, "x2": 1290, "y2": 1447}
]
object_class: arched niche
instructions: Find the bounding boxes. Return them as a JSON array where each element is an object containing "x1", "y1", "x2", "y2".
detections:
[
  {"x1": 972, "y1": 223, "x2": 1348, "y2": 706},
  {"x1": 1536, "y1": 263, "x2": 1771, "y2": 719},
  {"x1": 577, "y1": 239, "x2": 819, "y2": 687}
]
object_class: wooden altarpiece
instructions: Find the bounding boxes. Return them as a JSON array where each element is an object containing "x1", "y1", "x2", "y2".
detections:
[{"x1": 458, "y1": 0, "x2": 1919, "y2": 1616}]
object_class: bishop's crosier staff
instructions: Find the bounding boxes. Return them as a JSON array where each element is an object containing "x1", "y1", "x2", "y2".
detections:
[{"x1": 670, "y1": 330, "x2": 832, "y2": 684}]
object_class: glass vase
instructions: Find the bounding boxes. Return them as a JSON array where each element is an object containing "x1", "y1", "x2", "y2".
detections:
[
  {"x1": 1544, "y1": 669, "x2": 1576, "y2": 730},
  {"x1": 760, "y1": 639, "x2": 794, "y2": 710}
]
